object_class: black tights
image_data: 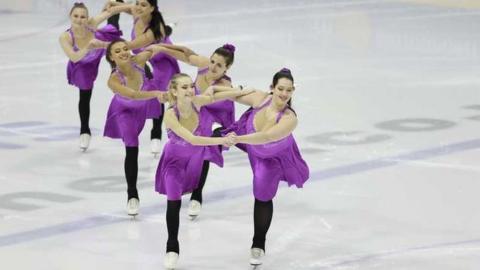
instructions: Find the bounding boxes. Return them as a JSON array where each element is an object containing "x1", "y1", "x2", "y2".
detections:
[
  {"x1": 189, "y1": 127, "x2": 222, "y2": 203},
  {"x1": 79, "y1": 89, "x2": 92, "y2": 135},
  {"x1": 125, "y1": 146, "x2": 139, "y2": 200},
  {"x1": 166, "y1": 200, "x2": 181, "y2": 253},
  {"x1": 141, "y1": 63, "x2": 164, "y2": 140},
  {"x1": 189, "y1": 161, "x2": 209, "y2": 203},
  {"x1": 252, "y1": 199, "x2": 273, "y2": 251},
  {"x1": 151, "y1": 111, "x2": 164, "y2": 140}
]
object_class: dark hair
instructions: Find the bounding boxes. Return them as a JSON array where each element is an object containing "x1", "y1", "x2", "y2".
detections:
[
  {"x1": 212, "y1": 44, "x2": 235, "y2": 67},
  {"x1": 271, "y1": 68, "x2": 295, "y2": 108},
  {"x1": 106, "y1": 39, "x2": 127, "y2": 71},
  {"x1": 69, "y1": 2, "x2": 88, "y2": 16},
  {"x1": 145, "y1": 0, "x2": 172, "y2": 41}
]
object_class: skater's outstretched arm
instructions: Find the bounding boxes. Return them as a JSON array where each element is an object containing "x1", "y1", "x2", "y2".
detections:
[
  {"x1": 127, "y1": 29, "x2": 157, "y2": 51},
  {"x1": 190, "y1": 86, "x2": 253, "y2": 107},
  {"x1": 236, "y1": 111, "x2": 297, "y2": 145},
  {"x1": 59, "y1": 35, "x2": 105, "y2": 63},
  {"x1": 127, "y1": 18, "x2": 168, "y2": 51},
  {"x1": 132, "y1": 50, "x2": 153, "y2": 68},
  {"x1": 164, "y1": 109, "x2": 236, "y2": 146},
  {"x1": 103, "y1": 0, "x2": 134, "y2": 15},
  {"x1": 147, "y1": 44, "x2": 209, "y2": 67},
  {"x1": 145, "y1": 44, "x2": 189, "y2": 63},
  {"x1": 108, "y1": 73, "x2": 163, "y2": 100},
  {"x1": 206, "y1": 85, "x2": 269, "y2": 108},
  {"x1": 213, "y1": 86, "x2": 255, "y2": 102},
  {"x1": 89, "y1": 4, "x2": 131, "y2": 28}
]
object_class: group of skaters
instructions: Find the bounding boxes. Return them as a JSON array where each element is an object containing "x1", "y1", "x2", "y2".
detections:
[{"x1": 59, "y1": 0, "x2": 309, "y2": 269}]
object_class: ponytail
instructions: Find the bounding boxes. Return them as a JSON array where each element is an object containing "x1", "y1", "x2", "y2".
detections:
[{"x1": 145, "y1": 0, "x2": 172, "y2": 41}]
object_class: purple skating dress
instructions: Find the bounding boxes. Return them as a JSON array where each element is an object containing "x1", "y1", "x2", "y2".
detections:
[
  {"x1": 131, "y1": 18, "x2": 181, "y2": 115},
  {"x1": 66, "y1": 24, "x2": 122, "y2": 90},
  {"x1": 155, "y1": 105, "x2": 223, "y2": 200},
  {"x1": 223, "y1": 97, "x2": 309, "y2": 201},
  {"x1": 103, "y1": 63, "x2": 156, "y2": 146},
  {"x1": 194, "y1": 68, "x2": 235, "y2": 129}
]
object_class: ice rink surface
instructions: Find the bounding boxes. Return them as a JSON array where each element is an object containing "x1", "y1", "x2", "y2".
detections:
[{"x1": 0, "y1": 0, "x2": 480, "y2": 269}]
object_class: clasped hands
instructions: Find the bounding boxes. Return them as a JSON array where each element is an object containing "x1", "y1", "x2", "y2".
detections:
[{"x1": 222, "y1": 132, "x2": 238, "y2": 147}]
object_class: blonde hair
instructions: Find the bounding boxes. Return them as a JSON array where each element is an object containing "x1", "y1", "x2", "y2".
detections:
[{"x1": 166, "y1": 73, "x2": 191, "y2": 106}]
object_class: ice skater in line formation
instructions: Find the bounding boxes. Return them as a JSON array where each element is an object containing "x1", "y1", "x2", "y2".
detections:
[
  {"x1": 153, "y1": 73, "x2": 250, "y2": 269},
  {"x1": 104, "y1": 39, "x2": 169, "y2": 216},
  {"x1": 104, "y1": 0, "x2": 181, "y2": 155},
  {"x1": 148, "y1": 42, "x2": 237, "y2": 220},
  {"x1": 218, "y1": 68, "x2": 310, "y2": 267},
  {"x1": 59, "y1": 2, "x2": 124, "y2": 151}
]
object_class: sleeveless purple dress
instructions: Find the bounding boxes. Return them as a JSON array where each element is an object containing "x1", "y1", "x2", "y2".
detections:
[
  {"x1": 155, "y1": 105, "x2": 223, "y2": 200},
  {"x1": 223, "y1": 97, "x2": 309, "y2": 201},
  {"x1": 194, "y1": 67, "x2": 235, "y2": 129},
  {"x1": 103, "y1": 63, "x2": 156, "y2": 146},
  {"x1": 66, "y1": 24, "x2": 122, "y2": 90}
]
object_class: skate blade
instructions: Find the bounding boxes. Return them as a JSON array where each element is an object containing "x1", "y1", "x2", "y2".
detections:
[
  {"x1": 128, "y1": 213, "x2": 138, "y2": 219},
  {"x1": 250, "y1": 261, "x2": 263, "y2": 268}
]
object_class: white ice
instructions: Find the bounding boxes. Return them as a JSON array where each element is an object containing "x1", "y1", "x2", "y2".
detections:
[{"x1": 0, "y1": 0, "x2": 480, "y2": 269}]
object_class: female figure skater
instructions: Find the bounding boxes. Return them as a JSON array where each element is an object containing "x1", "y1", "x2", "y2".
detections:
[
  {"x1": 59, "y1": 2, "x2": 123, "y2": 151},
  {"x1": 155, "y1": 73, "x2": 249, "y2": 269},
  {"x1": 105, "y1": 0, "x2": 181, "y2": 154},
  {"x1": 104, "y1": 39, "x2": 167, "y2": 216},
  {"x1": 148, "y1": 43, "x2": 236, "y2": 219},
  {"x1": 220, "y1": 68, "x2": 310, "y2": 267}
]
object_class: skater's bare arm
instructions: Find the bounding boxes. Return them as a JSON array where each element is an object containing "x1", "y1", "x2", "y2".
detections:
[
  {"x1": 133, "y1": 50, "x2": 153, "y2": 67},
  {"x1": 159, "y1": 44, "x2": 197, "y2": 57},
  {"x1": 89, "y1": 9, "x2": 121, "y2": 27},
  {"x1": 88, "y1": 1, "x2": 133, "y2": 27},
  {"x1": 212, "y1": 85, "x2": 255, "y2": 102},
  {"x1": 146, "y1": 43, "x2": 200, "y2": 65},
  {"x1": 143, "y1": 44, "x2": 185, "y2": 62},
  {"x1": 154, "y1": 43, "x2": 209, "y2": 68},
  {"x1": 191, "y1": 84, "x2": 253, "y2": 107},
  {"x1": 103, "y1": 1, "x2": 134, "y2": 15},
  {"x1": 236, "y1": 111, "x2": 297, "y2": 144},
  {"x1": 164, "y1": 109, "x2": 234, "y2": 146},
  {"x1": 126, "y1": 30, "x2": 156, "y2": 51},
  {"x1": 210, "y1": 85, "x2": 267, "y2": 107},
  {"x1": 108, "y1": 73, "x2": 161, "y2": 100},
  {"x1": 59, "y1": 33, "x2": 95, "y2": 63},
  {"x1": 164, "y1": 41, "x2": 209, "y2": 67},
  {"x1": 188, "y1": 54, "x2": 210, "y2": 68}
]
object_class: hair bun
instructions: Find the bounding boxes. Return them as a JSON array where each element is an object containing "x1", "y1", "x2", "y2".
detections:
[
  {"x1": 280, "y1": 67, "x2": 291, "y2": 74},
  {"x1": 222, "y1": 43, "x2": 236, "y2": 53}
]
